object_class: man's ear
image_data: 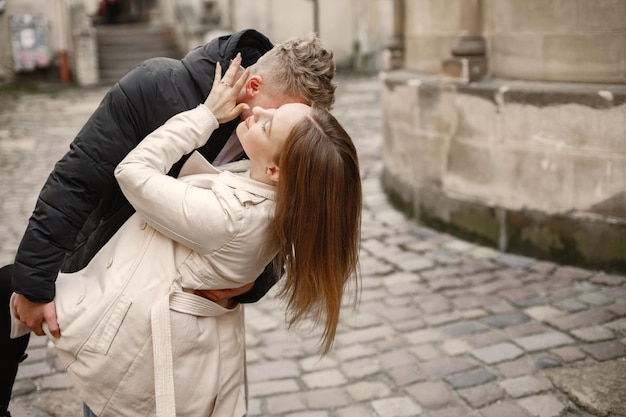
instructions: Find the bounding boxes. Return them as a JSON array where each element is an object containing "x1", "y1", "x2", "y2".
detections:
[
  {"x1": 266, "y1": 165, "x2": 279, "y2": 183},
  {"x1": 246, "y1": 75, "x2": 262, "y2": 97}
]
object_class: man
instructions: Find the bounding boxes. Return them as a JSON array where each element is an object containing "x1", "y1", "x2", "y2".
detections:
[{"x1": 0, "y1": 28, "x2": 336, "y2": 417}]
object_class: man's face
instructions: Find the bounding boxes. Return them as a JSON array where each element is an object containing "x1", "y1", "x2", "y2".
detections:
[{"x1": 238, "y1": 74, "x2": 307, "y2": 120}]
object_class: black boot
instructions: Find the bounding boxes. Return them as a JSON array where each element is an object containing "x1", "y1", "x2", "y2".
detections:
[
  {"x1": 0, "y1": 405, "x2": 11, "y2": 417},
  {"x1": 1, "y1": 264, "x2": 29, "y2": 417}
]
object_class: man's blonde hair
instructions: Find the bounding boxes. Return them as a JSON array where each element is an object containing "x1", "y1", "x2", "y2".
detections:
[{"x1": 252, "y1": 34, "x2": 336, "y2": 110}]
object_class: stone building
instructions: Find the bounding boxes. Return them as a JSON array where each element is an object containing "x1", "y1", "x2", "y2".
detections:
[
  {"x1": 381, "y1": 0, "x2": 626, "y2": 272},
  {"x1": 0, "y1": 0, "x2": 624, "y2": 272},
  {"x1": 0, "y1": 0, "x2": 394, "y2": 85}
]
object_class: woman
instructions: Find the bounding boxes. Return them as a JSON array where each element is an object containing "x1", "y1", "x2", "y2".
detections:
[{"x1": 11, "y1": 55, "x2": 361, "y2": 417}]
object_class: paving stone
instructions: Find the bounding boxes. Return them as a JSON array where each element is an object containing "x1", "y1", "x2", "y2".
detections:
[
  {"x1": 451, "y1": 294, "x2": 497, "y2": 310},
  {"x1": 471, "y1": 342, "x2": 524, "y2": 364},
  {"x1": 547, "y1": 308, "x2": 616, "y2": 331},
  {"x1": 444, "y1": 368, "x2": 497, "y2": 389},
  {"x1": 551, "y1": 266, "x2": 594, "y2": 281},
  {"x1": 346, "y1": 381, "x2": 391, "y2": 402},
  {"x1": 500, "y1": 287, "x2": 541, "y2": 303},
  {"x1": 336, "y1": 324, "x2": 396, "y2": 345},
  {"x1": 581, "y1": 341, "x2": 626, "y2": 361},
  {"x1": 457, "y1": 382, "x2": 504, "y2": 408},
  {"x1": 466, "y1": 329, "x2": 511, "y2": 347},
  {"x1": 299, "y1": 356, "x2": 338, "y2": 374},
  {"x1": 481, "y1": 312, "x2": 531, "y2": 329},
  {"x1": 406, "y1": 328, "x2": 446, "y2": 345},
  {"x1": 266, "y1": 393, "x2": 307, "y2": 415},
  {"x1": 440, "y1": 321, "x2": 491, "y2": 337},
  {"x1": 471, "y1": 279, "x2": 520, "y2": 296},
  {"x1": 534, "y1": 354, "x2": 563, "y2": 369},
  {"x1": 479, "y1": 400, "x2": 531, "y2": 417},
  {"x1": 406, "y1": 381, "x2": 457, "y2": 409},
  {"x1": 302, "y1": 369, "x2": 347, "y2": 389},
  {"x1": 389, "y1": 254, "x2": 435, "y2": 272},
  {"x1": 427, "y1": 406, "x2": 470, "y2": 417},
  {"x1": 340, "y1": 357, "x2": 381, "y2": 379},
  {"x1": 441, "y1": 339, "x2": 472, "y2": 356},
  {"x1": 504, "y1": 321, "x2": 552, "y2": 337},
  {"x1": 608, "y1": 303, "x2": 626, "y2": 317},
  {"x1": 577, "y1": 291, "x2": 615, "y2": 306},
  {"x1": 378, "y1": 349, "x2": 417, "y2": 369},
  {"x1": 461, "y1": 308, "x2": 489, "y2": 320},
  {"x1": 495, "y1": 253, "x2": 536, "y2": 268},
  {"x1": 605, "y1": 318, "x2": 626, "y2": 336},
  {"x1": 247, "y1": 360, "x2": 300, "y2": 382},
  {"x1": 511, "y1": 295, "x2": 552, "y2": 308},
  {"x1": 499, "y1": 376, "x2": 552, "y2": 398},
  {"x1": 523, "y1": 305, "x2": 566, "y2": 322},
  {"x1": 335, "y1": 405, "x2": 376, "y2": 417},
  {"x1": 514, "y1": 331, "x2": 575, "y2": 351},
  {"x1": 496, "y1": 358, "x2": 535, "y2": 378},
  {"x1": 247, "y1": 398, "x2": 262, "y2": 416},
  {"x1": 371, "y1": 397, "x2": 422, "y2": 417},
  {"x1": 286, "y1": 412, "x2": 330, "y2": 417},
  {"x1": 552, "y1": 299, "x2": 588, "y2": 312},
  {"x1": 410, "y1": 344, "x2": 442, "y2": 360},
  {"x1": 420, "y1": 357, "x2": 478, "y2": 379},
  {"x1": 590, "y1": 274, "x2": 625, "y2": 286},
  {"x1": 332, "y1": 344, "x2": 376, "y2": 361},
  {"x1": 250, "y1": 379, "x2": 299, "y2": 397},
  {"x1": 570, "y1": 326, "x2": 615, "y2": 342},
  {"x1": 549, "y1": 346, "x2": 586, "y2": 362},
  {"x1": 15, "y1": 362, "x2": 57, "y2": 380},
  {"x1": 517, "y1": 395, "x2": 566, "y2": 417},
  {"x1": 386, "y1": 365, "x2": 426, "y2": 386},
  {"x1": 302, "y1": 388, "x2": 352, "y2": 409},
  {"x1": 393, "y1": 317, "x2": 427, "y2": 332},
  {"x1": 417, "y1": 295, "x2": 452, "y2": 314},
  {"x1": 38, "y1": 373, "x2": 73, "y2": 390}
]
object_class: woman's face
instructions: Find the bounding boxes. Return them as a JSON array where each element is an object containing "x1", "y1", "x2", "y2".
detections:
[{"x1": 237, "y1": 103, "x2": 311, "y2": 165}]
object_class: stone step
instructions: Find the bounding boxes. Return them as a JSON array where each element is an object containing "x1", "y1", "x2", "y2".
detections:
[{"x1": 96, "y1": 22, "x2": 181, "y2": 84}]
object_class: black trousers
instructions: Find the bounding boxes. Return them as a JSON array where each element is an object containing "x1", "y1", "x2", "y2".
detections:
[{"x1": 0, "y1": 264, "x2": 30, "y2": 409}]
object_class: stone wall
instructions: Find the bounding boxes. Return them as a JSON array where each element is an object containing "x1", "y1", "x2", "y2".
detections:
[{"x1": 381, "y1": 0, "x2": 626, "y2": 272}]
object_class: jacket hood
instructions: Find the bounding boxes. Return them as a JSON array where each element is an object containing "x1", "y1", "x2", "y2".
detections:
[{"x1": 181, "y1": 29, "x2": 274, "y2": 99}]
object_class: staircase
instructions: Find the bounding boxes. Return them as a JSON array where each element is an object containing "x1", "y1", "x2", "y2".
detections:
[{"x1": 96, "y1": 22, "x2": 181, "y2": 85}]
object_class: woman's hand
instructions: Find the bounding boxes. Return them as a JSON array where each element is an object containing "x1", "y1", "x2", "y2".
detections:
[{"x1": 204, "y1": 53, "x2": 250, "y2": 124}]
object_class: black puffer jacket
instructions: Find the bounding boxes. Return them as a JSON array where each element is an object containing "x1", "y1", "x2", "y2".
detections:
[{"x1": 13, "y1": 29, "x2": 277, "y2": 304}]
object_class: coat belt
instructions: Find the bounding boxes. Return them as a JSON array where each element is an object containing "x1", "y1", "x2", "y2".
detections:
[{"x1": 151, "y1": 289, "x2": 233, "y2": 417}]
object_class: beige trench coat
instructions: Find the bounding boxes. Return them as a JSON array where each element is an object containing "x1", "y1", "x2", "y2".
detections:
[{"x1": 12, "y1": 105, "x2": 278, "y2": 417}]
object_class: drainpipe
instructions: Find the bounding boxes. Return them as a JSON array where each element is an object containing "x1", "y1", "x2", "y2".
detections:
[
  {"x1": 56, "y1": 0, "x2": 70, "y2": 84},
  {"x1": 384, "y1": 0, "x2": 404, "y2": 70},
  {"x1": 312, "y1": 0, "x2": 320, "y2": 35}
]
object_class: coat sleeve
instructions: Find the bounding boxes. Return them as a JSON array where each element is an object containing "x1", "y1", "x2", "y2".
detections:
[
  {"x1": 114, "y1": 105, "x2": 241, "y2": 253},
  {"x1": 11, "y1": 67, "x2": 164, "y2": 303}
]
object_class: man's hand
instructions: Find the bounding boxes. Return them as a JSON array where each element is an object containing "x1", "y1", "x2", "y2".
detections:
[
  {"x1": 193, "y1": 281, "x2": 255, "y2": 304},
  {"x1": 11, "y1": 294, "x2": 61, "y2": 337}
]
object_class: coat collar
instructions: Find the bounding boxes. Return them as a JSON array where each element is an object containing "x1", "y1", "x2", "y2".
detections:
[{"x1": 179, "y1": 151, "x2": 276, "y2": 201}]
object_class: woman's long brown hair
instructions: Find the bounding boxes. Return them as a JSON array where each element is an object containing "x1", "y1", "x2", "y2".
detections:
[{"x1": 272, "y1": 106, "x2": 361, "y2": 354}]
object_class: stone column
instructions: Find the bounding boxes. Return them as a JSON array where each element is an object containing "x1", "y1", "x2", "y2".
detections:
[
  {"x1": 442, "y1": 0, "x2": 487, "y2": 83},
  {"x1": 70, "y1": 3, "x2": 99, "y2": 86},
  {"x1": 383, "y1": 0, "x2": 405, "y2": 70}
]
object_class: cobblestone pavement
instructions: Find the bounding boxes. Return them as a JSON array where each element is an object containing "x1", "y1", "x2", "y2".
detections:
[{"x1": 1, "y1": 75, "x2": 625, "y2": 417}]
